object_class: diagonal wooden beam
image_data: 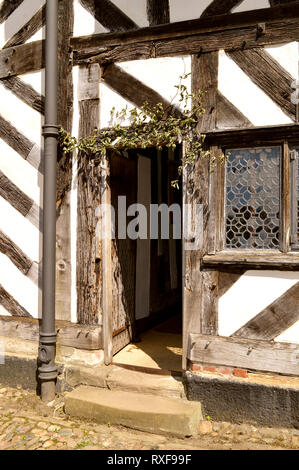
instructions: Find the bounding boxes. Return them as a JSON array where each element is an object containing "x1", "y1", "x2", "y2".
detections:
[
  {"x1": 3, "y1": 4, "x2": 46, "y2": 49},
  {"x1": 227, "y1": 48, "x2": 296, "y2": 121},
  {"x1": 0, "y1": 229, "x2": 32, "y2": 276},
  {"x1": 0, "y1": 76, "x2": 45, "y2": 115},
  {"x1": 0, "y1": 114, "x2": 42, "y2": 171},
  {"x1": 232, "y1": 282, "x2": 299, "y2": 340},
  {"x1": 0, "y1": 0, "x2": 24, "y2": 24},
  {"x1": 0, "y1": 284, "x2": 31, "y2": 317},
  {"x1": 147, "y1": 0, "x2": 170, "y2": 26},
  {"x1": 201, "y1": 0, "x2": 244, "y2": 18},
  {"x1": 217, "y1": 91, "x2": 253, "y2": 128},
  {"x1": 103, "y1": 63, "x2": 183, "y2": 119},
  {"x1": 0, "y1": 170, "x2": 41, "y2": 230},
  {"x1": 79, "y1": 0, "x2": 137, "y2": 31}
]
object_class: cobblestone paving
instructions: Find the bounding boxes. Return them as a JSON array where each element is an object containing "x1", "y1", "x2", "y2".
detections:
[{"x1": 0, "y1": 385, "x2": 298, "y2": 450}]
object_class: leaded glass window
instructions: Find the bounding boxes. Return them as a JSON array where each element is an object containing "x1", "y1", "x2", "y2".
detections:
[
  {"x1": 225, "y1": 147, "x2": 281, "y2": 250},
  {"x1": 291, "y1": 148, "x2": 299, "y2": 251}
]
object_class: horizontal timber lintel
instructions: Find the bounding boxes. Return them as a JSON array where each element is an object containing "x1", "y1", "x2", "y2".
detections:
[
  {"x1": 189, "y1": 333, "x2": 299, "y2": 376},
  {"x1": 0, "y1": 316, "x2": 103, "y2": 351},
  {"x1": 202, "y1": 251, "x2": 299, "y2": 269}
]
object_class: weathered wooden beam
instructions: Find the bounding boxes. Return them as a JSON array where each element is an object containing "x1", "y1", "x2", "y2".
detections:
[
  {"x1": 79, "y1": 0, "x2": 137, "y2": 31},
  {"x1": 55, "y1": 0, "x2": 74, "y2": 322},
  {"x1": 0, "y1": 229, "x2": 32, "y2": 276},
  {"x1": 233, "y1": 283, "x2": 299, "y2": 340},
  {"x1": 227, "y1": 48, "x2": 296, "y2": 121},
  {"x1": 217, "y1": 91, "x2": 253, "y2": 129},
  {"x1": 0, "y1": 40, "x2": 43, "y2": 80},
  {"x1": 103, "y1": 63, "x2": 183, "y2": 118},
  {"x1": 201, "y1": 0, "x2": 243, "y2": 18},
  {"x1": 3, "y1": 4, "x2": 45, "y2": 49},
  {"x1": 147, "y1": 0, "x2": 170, "y2": 26},
  {"x1": 77, "y1": 63, "x2": 102, "y2": 325},
  {"x1": 0, "y1": 170, "x2": 41, "y2": 230},
  {"x1": 270, "y1": 0, "x2": 296, "y2": 5},
  {"x1": 205, "y1": 123, "x2": 299, "y2": 147},
  {"x1": 71, "y1": 3, "x2": 299, "y2": 60},
  {"x1": 203, "y1": 251, "x2": 299, "y2": 269},
  {"x1": 196, "y1": 52, "x2": 218, "y2": 133},
  {"x1": 189, "y1": 333, "x2": 299, "y2": 376},
  {"x1": 0, "y1": 114, "x2": 42, "y2": 171},
  {"x1": 0, "y1": 0, "x2": 24, "y2": 24},
  {"x1": 0, "y1": 285, "x2": 31, "y2": 317},
  {"x1": 0, "y1": 77, "x2": 45, "y2": 114},
  {"x1": 0, "y1": 316, "x2": 103, "y2": 350}
]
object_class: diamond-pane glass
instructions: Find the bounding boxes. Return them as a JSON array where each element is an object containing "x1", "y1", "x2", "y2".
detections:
[{"x1": 225, "y1": 147, "x2": 281, "y2": 250}]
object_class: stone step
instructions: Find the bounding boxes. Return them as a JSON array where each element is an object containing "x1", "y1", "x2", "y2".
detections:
[
  {"x1": 106, "y1": 366, "x2": 186, "y2": 399},
  {"x1": 65, "y1": 386, "x2": 202, "y2": 437}
]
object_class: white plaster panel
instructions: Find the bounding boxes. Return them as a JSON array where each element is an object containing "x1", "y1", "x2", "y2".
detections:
[
  {"x1": 232, "y1": 0, "x2": 270, "y2": 13},
  {"x1": 0, "y1": 254, "x2": 40, "y2": 318},
  {"x1": 111, "y1": 0, "x2": 148, "y2": 27},
  {"x1": 169, "y1": 0, "x2": 211, "y2": 23},
  {"x1": 74, "y1": 0, "x2": 108, "y2": 36},
  {"x1": 0, "y1": 196, "x2": 41, "y2": 263},
  {"x1": 276, "y1": 321, "x2": 299, "y2": 345},
  {"x1": 0, "y1": 0, "x2": 45, "y2": 49},
  {"x1": 119, "y1": 57, "x2": 191, "y2": 110},
  {"x1": 218, "y1": 51, "x2": 292, "y2": 126},
  {"x1": 100, "y1": 83, "x2": 135, "y2": 128},
  {"x1": 219, "y1": 271, "x2": 299, "y2": 337}
]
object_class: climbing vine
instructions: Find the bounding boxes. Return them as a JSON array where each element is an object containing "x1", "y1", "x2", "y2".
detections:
[{"x1": 59, "y1": 74, "x2": 223, "y2": 188}]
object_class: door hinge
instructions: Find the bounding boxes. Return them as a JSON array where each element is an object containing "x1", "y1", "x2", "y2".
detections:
[{"x1": 290, "y1": 149, "x2": 298, "y2": 161}]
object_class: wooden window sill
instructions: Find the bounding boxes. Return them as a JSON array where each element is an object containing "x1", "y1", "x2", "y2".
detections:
[{"x1": 202, "y1": 251, "x2": 299, "y2": 269}]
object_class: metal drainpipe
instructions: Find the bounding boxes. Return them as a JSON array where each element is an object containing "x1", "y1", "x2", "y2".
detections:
[{"x1": 38, "y1": 0, "x2": 59, "y2": 403}]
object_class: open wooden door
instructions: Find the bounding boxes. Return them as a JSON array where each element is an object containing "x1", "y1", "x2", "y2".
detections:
[{"x1": 110, "y1": 153, "x2": 137, "y2": 355}]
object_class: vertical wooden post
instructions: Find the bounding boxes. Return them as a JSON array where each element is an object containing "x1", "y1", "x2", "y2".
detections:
[
  {"x1": 56, "y1": 0, "x2": 74, "y2": 321},
  {"x1": 77, "y1": 63, "x2": 102, "y2": 325},
  {"x1": 182, "y1": 52, "x2": 219, "y2": 369}
]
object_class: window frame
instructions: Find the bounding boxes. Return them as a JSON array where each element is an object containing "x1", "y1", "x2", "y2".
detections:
[{"x1": 202, "y1": 126, "x2": 299, "y2": 269}]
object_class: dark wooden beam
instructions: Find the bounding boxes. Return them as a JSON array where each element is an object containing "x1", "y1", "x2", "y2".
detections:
[
  {"x1": 79, "y1": 0, "x2": 137, "y2": 31},
  {"x1": 0, "y1": 316, "x2": 103, "y2": 350},
  {"x1": 270, "y1": 0, "x2": 296, "y2": 5},
  {"x1": 227, "y1": 48, "x2": 296, "y2": 121},
  {"x1": 0, "y1": 0, "x2": 24, "y2": 24},
  {"x1": 189, "y1": 333, "x2": 299, "y2": 376},
  {"x1": 205, "y1": 123, "x2": 299, "y2": 147},
  {"x1": 201, "y1": 0, "x2": 243, "y2": 18},
  {"x1": 147, "y1": 0, "x2": 170, "y2": 26},
  {"x1": 0, "y1": 229, "x2": 32, "y2": 276},
  {"x1": 72, "y1": 3, "x2": 299, "y2": 53},
  {"x1": 233, "y1": 283, "x2": 299, "y2": 340},
  {"x1": 103, "y1": 63, "x2": 183, "y2": 118},
  {"x1": 3, "y1": 4, "x2": 45, "y2": 49},
  {"x1": 0, "y1": 77, "x2": 45, "y2": 115},
  {"x1": 0, "y1": 170, "x2": 41, "y2": 230},
  {"x1": 0, "y1": 40, "x2": 43, "y2": 80},
  {"x1": 0, "y1": 285, "x2": 31, "y2": 317},
  {"x1": 203, "y1": 251, "x2": 299, "y2": 269}
]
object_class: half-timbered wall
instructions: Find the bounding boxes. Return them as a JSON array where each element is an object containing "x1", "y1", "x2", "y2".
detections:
[{"x1": 0, "y1": 0, "x2": 298, "y2": 373}]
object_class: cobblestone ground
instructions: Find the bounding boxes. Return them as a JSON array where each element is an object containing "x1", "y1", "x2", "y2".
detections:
[{"x1": 0, "y1": 385, "x2": 299, "y2": 450}]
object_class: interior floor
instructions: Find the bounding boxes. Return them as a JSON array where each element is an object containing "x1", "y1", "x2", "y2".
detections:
[{"x1": 113, "y1": 315, "x2": 182, "y2": 373}]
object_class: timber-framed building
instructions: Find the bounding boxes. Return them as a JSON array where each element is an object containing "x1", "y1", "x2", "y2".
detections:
[{"x1": 0, "y1": 0, "x2": 299, "y2": 427}]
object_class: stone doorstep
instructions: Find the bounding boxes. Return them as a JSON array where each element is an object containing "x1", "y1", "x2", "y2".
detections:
[
  {"x1": 65, "y1": 364, "x2": 186, "y2": 399},
  {"x1": 64, "y1": 386, "x2": 202, "y2": 437}
]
